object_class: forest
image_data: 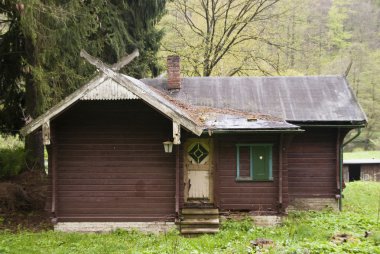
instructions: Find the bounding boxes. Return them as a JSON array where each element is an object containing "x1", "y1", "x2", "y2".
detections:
[{"x1": 0, "y1": 0, "x2": 379, "y2": 151}]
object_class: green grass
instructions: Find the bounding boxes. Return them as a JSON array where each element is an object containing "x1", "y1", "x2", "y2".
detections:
[
  {"x1": 1, "y1": 182, "x2": 380, "y2": 253},
  {"x1": 344, "y1": 151, "x2": 380, "y2": 160}
]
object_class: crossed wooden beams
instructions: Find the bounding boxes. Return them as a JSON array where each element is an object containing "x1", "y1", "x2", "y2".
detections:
[
  {"x1": 41, "y1": 49, "x2": 139, "y2": 146},
  {"x1": 80, "y1": 49, "x2": 140, "y2": 71},
  {"x1": 79, "y1": 49, "x2": 183, "y2": 145},
  {"x1": 40, "y1": 49, "x2": 188, "y2": 146}
]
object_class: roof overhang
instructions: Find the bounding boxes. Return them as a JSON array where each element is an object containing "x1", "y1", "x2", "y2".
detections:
[
  {"x1": 288, "y1": 121, "x2": 367, "y2": 128},
  {"x1": 343, "y1": 159, "x2": 380, "y2": 164},
  {"x1": 198, "y1": 109, "x2": 302, "y2": 134},
  {"x1": 21, "y1": 73, "x2": 203, "y2": 136}
]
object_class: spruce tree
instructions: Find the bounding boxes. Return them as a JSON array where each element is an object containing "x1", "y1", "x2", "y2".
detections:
[{"x1": 0, "y1": 0, "x2": 167, "y2": 169}]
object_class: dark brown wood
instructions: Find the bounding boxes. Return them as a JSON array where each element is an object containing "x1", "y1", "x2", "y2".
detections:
[
  {"x1": 281, "y1": 134, "x2": 294, "y2": 209},
  {"x1": 175, "y1": 145, "x2": 180, "y2": 216},
  {"x1": 213, "y1": 138, "x2": 220, "y2": 208},
  {"x1": 216, "y1": 134, "x2": 279, "y2": 212},
  {"x1": 51, "y1": 130, "x2": 57, "y2": 218},
  {"x1": 287, "y1": 128, "x2": 339, "y2": 200},
  {"x1": 336, "y1": 128, "x2": 340, "y2": 189},
  {"x1": 279, "y1": 134, "x2": 283, "y2": 205},
  {"x1": 52, "y1": 100, "x2": 176, "y2": 221},
  {"x1": 48, "y1": 99, "x2": 348, "y2": 220}
]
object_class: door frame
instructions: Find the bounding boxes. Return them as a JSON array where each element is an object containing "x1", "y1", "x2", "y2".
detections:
[{"x1": 183, "y1": 138, "x2": 214, "y2": 203}]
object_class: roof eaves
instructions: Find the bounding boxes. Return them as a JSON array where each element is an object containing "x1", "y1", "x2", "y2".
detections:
[
  {"x1": 114, "y1": 75, "x2": 203, "y2": 136},
  {"x1": 20, "y1": 74, "x2": 108, "y2": 136}
]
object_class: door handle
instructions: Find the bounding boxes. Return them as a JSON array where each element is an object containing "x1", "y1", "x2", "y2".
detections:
[{"x1": 188, "y1": 179, "x2": 191, "y2": 191}]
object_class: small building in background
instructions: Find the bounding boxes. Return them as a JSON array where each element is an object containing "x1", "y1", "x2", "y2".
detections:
[{"x1": 343, "y1": 159, "x2": 380, "y2": 182}]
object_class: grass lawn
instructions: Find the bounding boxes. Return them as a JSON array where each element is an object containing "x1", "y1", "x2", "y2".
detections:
[
  {"x1": 344, "y1": 151, "x2": 380, "y2": 160},
  {"x1": 1, "y1": 182, "x2": 380, "y2": 254}
]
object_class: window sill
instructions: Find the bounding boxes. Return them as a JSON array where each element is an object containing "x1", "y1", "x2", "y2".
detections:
[{"x1": 235, "y1": 177, "x2": 274, "y2": 182}]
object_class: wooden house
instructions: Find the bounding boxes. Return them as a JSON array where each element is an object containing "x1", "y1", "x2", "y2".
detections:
[{"x1": 21, "y1": 52, "x2": 367, "y2": 233}]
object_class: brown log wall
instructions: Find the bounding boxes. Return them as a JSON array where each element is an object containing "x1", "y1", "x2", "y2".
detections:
[
  {"x1": 215, "y1": 134, "x2": 281, "y2": 212},
  {"x1": 287, "y1": 128, "x2": 338, "y2": 199},
  {"x1": 51, "y1": 101, "x2": 176, "y2": 222}
]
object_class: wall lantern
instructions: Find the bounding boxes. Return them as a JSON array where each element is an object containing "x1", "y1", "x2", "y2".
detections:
[{"x1": 163, "y1": 141, "x2": 174, "y2": 153}]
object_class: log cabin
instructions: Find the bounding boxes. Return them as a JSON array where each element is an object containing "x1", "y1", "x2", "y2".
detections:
[{"x1": 21, "y1": 52, "x2": 367, "y2": 233}]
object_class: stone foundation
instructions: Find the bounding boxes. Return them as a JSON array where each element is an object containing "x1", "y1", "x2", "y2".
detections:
[
  {"x1": 55, "y1": 222, "x2": 176, "y2": 233},
  {"x1": 252, "y1": 216, "x2": 283, "y2": 227},
  {"x1": 287, "y1": 198, "x2": 338, "y2": 211},
  {"x1": 221, "y1": 212, "x2": 283, "y2": 227}
]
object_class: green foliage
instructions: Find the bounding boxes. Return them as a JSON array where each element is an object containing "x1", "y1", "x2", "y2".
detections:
[
  {"x1": 327, "y1": 0, "x2": 352, "y2": 50},
  {"x1": 0, "y1": 182, "x2": 379, "y2": 253},
  {"x1": 0, "y1": 0, "x2": 166, "y2": 134},
  {"x1": 0, "y1": 147, "x2": 25, "y2": 178},
  {"x1": 0, "y1": 134, "x2": 25, "y2": 178}
]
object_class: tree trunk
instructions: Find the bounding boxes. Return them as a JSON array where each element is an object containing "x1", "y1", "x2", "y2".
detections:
[
  {"x1": 24, "y1": 66, "x2": 44, "y2": 171},
  {"x1": 25, "y1": 131, "x2": 44, "y2": 170}
]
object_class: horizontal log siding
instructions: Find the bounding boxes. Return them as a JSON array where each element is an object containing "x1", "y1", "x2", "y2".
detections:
[
  {"x1": 288, "y1": 128, "x2": 338, "y2": 199},
  {"x1": 52, "y1": 101, "x2": 175, "y2": 222},
  {"x1": 216, "y1": 134, "x2": 280, "y2": 211}
]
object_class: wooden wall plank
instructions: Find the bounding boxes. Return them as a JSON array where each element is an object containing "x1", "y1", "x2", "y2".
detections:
[
  {"x1": 52, "y1": 101, "x2": 176, "y2": 221},
  {"x1": 287, "y1": 128, "x2": 338, "y2": 199}
]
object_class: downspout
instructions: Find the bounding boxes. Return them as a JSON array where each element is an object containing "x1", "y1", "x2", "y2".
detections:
[{"x1": 339, "y1": 128, "x2": 362, "y2": 211}]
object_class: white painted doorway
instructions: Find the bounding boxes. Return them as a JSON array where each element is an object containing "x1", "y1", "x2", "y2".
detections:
[{"x1": 184, "y1": 139, "x2": 213, "y2": 203}]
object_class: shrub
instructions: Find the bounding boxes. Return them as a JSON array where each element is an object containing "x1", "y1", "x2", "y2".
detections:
[{"x1": 0, "y1": 147, "x2": 26, "y2": 178}]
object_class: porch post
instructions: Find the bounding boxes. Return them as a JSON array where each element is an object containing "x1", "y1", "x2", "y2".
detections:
[
  {"x1": 51, "y1": 129, "x2": 57, "y2": 223},
  {"x1": 278, "y1": 134, "x2": 284, "y2": 205},
  {"x1": 175, "y1": 145, "x2": 180, "y2": 217},
  {"x1": 281, "y1": 133, "x2": 296, "y2": 210}
]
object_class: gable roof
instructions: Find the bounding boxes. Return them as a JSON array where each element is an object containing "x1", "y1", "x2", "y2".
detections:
[
  {"x1": 20, "y1": 74, "x2": 204, "y2": 136},
  {"x1": 142, "y1": 75, "x2": 367, "y2": 124},
  {"x1": 22, "y1": 51, "x2": 305, "y2": 137}
]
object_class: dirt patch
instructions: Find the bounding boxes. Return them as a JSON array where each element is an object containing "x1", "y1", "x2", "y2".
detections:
[
  {"x1": 0, "y1": 210, "x2": 52, "y2": 232},
  {"x1": 0, "y1": 170, "x2": 52, "y2": 232},
  {"x1": 331, "y1": 233, "x2": 358, "y2": 244}
]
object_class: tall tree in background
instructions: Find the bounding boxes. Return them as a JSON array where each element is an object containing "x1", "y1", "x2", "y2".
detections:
[
  {"x1": 161, "y1": 0, "x2": 281, "y2": 76},
  {"x1": 0, "y1": 0, "x2": 166, "y2": 169},
  {"x1": 161, "y1": 0, "x2": 380, "y2": 150}
]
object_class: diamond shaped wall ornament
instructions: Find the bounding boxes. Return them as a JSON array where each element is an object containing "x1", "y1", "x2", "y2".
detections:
[{"x1": 189, "y1": 143, "x2": 209, "y2": 164}]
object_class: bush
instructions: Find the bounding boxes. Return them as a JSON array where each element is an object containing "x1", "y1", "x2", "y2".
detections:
[
  {"x1": 0, "y1": 135, "x2": 25, "y2": 179},
  {"x1": 0, "y1": 147, "x2": 26, "y2": 178}
]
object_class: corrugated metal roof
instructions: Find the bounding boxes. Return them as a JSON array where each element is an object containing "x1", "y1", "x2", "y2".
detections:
[
  {"x1": 343, "y1": 159, "x2": 380, "y2": 164},
  {"x1": 141, "y1": 76, "x2": 367, "y2": 123},
  {"x1": 81, "y1": 77, "x2": 139, "y2": 100}
]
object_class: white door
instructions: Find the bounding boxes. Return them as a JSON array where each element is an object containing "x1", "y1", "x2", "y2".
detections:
[{"x1": 184, "y1": 139, "x2": 213, "y2": 202}]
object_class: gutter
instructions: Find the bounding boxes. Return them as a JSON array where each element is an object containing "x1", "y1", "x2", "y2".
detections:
[
  {"x1": 292, "y1": 124, "x2": 366, "y2": 128},
  {"x1": 339, "y1": 128, "x2": 362, "y2": 211},
  {"x1": 203, "y1": 129, "x2": 304, "y2": 134}
]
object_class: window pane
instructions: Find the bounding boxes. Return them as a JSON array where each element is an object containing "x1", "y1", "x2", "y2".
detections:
[
  {"x1": 252, "y1": 146, "x2": 269, "y2": 180},
  {"x1": 239, "y1": 146, "x2": 251, "y2": 177}
]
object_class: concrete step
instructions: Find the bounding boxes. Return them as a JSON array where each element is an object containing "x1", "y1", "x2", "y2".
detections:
[
  {"x1": 181, "y1": 218, "x2": 219, "y2": 225},
  {"x1": 181, "y1": 208, "x2": 219, "y2": 215},
  {"x1": 180, "y1": 224, "x2": 219, "y2": 229},
  {"x1": 180, "y1": 228, "x2": 219, "y2": 234},
  {"x1": 181, "y1": 214, "x2": 219, "y2": 220}
]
